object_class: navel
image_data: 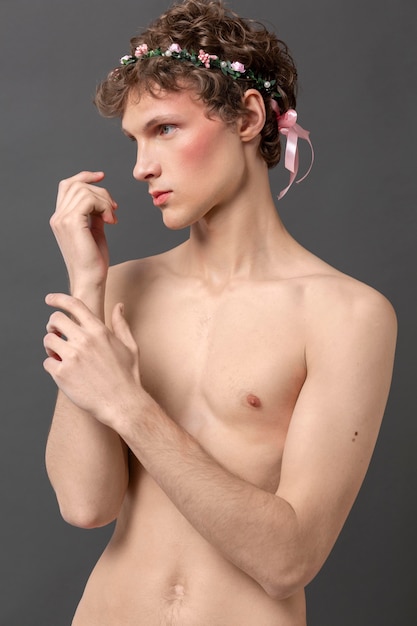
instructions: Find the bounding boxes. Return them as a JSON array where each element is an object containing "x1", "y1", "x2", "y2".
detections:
[
  {"x1": 165, "y1": 582, "x2": 186, "y2": 602},
  {"x1": 172, "y1": 584, "x2": 185, "y2": 598}
]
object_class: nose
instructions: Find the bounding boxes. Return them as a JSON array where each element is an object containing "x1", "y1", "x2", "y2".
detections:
[{"x1": 132, "y1": 142, "x2": 161, "y2": 181}]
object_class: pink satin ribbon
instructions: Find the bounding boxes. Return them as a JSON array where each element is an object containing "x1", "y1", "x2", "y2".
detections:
[{"x1": 271, "y1": 101, "x2": 314, "y2": 200}]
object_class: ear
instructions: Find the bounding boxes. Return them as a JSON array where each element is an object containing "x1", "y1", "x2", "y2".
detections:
[{"x1": 238, "y1": 89, "x2": 266, "y2": 142}]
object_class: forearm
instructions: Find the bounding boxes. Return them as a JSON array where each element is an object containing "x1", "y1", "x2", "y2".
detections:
[
  {"x1": 117, "y1": 393, "x2": 304, "y2": 598},
  {"x1": 45, "y1": 171, "x2": 127, "y2": 525},
  {"x1": 46, "y1": 390, "x2": 128, "y2": 528}
]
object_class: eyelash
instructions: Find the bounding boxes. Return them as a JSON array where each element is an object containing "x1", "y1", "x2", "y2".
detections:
[
  {"x1": 126, "y1": 124, "x2": 177, "y2": 142},
  {"x1": 159, "y1": 124, "x2": 176, "y2": 136}
]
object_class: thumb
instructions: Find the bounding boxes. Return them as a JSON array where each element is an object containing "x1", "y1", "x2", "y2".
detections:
[{"x1": 112, "y1": 303, "x2": 136, "y2": 348}]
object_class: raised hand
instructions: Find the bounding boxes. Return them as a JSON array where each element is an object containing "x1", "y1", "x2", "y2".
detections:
[{"x1": 50, "y1": 171, "x2": 118, "y2": 296}]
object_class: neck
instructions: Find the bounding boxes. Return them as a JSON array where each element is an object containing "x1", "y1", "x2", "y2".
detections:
[{"x1": 182, "y1": 181, "x2": 292, "y2": 287}]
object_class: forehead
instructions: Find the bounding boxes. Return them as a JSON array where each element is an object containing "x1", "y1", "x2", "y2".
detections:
[{"x1": 122, "y1": 87, "x2": 212, "y2": 130}]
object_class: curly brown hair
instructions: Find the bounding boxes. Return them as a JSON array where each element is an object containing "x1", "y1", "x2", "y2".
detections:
[{"x1": 94, "y1": 0, "x2": 298, "y2": 168}]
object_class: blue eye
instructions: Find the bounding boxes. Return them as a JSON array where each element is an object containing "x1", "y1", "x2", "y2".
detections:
[{"x1": 159, "y1": 124, "x2": 176, "y2": 135}]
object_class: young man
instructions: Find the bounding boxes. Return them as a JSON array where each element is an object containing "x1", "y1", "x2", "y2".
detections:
[{"x1": 43, "y1": 1, "x2": 397, "y2": 624}]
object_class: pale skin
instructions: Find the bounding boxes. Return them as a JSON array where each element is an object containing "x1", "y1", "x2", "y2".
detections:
[{"x1": 44, "y1": 87, "x2": 397, "y2": 626}]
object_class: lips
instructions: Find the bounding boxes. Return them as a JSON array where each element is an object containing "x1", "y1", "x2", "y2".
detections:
[{"x1": 150, "y1": 190, "x2": 172, "y2": 206}]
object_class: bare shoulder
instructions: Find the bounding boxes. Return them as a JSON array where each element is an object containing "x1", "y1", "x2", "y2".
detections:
[
  {"x1": 299, "y1": 268, "x2": 398, "y2": 363},
  {"x1": 303, "y1": 269, "x2": 397, "y2": 329},
  {"x1": 267, "y1": 235, "x2": 396, "y2": 339},
  {"x1": 104, "y1": 247, "x2": 180, "y2": 320}
]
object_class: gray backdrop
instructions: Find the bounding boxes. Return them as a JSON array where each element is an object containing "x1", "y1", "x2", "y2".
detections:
[{"x1": 1, "y1": 0, "x2": 416, "y2": 624}]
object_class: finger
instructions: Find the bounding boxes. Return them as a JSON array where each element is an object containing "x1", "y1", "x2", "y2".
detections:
[
  {"x1": 68, "y1": 170, "x2": 105, "y2": 183},
  {"x1": 45, "y1": 293, "x2": 98, "y2": 327},
  {"x1": 56, "y1": 170, "x2": 104, "y2": 204},
  {"x1": 112, "y1": 303, "x2": 138, "y2": 350},
  {"x1": 58, "y1": 170, "x2": 105, "y2": 190},
  {"x1": 43, "y1": 332, "x2": 65, "y2": 360},
  {"x1": 55, "y1": 172, "x2": 118, "y2": 225},
  {"x1": 58, "y1": 184, "x2": 117, "y2": 224},
  {"x1": 90, "y1": 211, "x2": 116, "y2": 236},
  {"x1": 43, "y1": 354, "x2": 62, "y2": 377},
  {"x1": 46, "y1": 310, "x2": 77, "y2": 337}
]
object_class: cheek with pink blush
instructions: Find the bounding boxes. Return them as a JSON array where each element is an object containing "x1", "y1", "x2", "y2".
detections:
[{"x1": 174, "y1": 122, "x2": 228, "y2": 171}]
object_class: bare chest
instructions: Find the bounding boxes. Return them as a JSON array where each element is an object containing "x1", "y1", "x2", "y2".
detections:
[{"x1": 128, "y1": 284, "x2": 305, "y2": 479}]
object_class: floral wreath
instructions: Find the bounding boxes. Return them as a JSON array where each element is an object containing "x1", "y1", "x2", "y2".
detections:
[{"x1": 120, "y1": 43, "x2": 281, "y2": 100}]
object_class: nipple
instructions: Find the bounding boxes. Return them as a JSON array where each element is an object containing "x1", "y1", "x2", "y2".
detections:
[{"x1": 247, "y1": 394, "x2": 262, "y2": 409}]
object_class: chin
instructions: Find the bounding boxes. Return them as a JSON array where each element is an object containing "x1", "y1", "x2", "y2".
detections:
[{"x1": 161, "y1": 210, "x2": 192, "y2": 231}]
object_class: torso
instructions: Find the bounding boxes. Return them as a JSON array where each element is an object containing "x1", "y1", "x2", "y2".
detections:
[{"x1": 72, "y1": 241, "x2": 355, "y2": 626}]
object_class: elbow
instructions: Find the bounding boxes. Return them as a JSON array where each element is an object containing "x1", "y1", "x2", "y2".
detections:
[
  {"x1": 48, "y1": 469, "x2": 128, "y2": 529},
  {"x1": 261, "y1": 578, "x2": 302, "y2": 602},
  {"x1": 56, "y1": 497, "x2": 121, "y2": 529},
  {"x1": 260, "y1": 556, "x2": 319, "y2": 601},
  {"x1": 262, "y1": 580, "x2": 304, "y2": 601},
  {"x1": 59, "y1": 503, "x2": 117, "y2": 529},
  {"x1": 60, "y1": 506, "x2": 117, "y2": 529}
]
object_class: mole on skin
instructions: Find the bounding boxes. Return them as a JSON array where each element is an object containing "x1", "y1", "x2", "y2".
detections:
[{"x1": 352, "y1": 431, "x2": 359, "y2": 442}]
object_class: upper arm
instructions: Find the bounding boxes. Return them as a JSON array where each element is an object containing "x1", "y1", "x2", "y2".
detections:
[
  {"x1": 104, "y1": 262, "x2": 132, "y2": 327},
  {"x1": 276, "y1": 282, "x2": 397, "y2": 581},
  {"x1": 104, "y1": 257, "x2": 155, "y2": 327}
]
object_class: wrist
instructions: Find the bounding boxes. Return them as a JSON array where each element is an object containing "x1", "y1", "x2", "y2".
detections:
[
  {"x1": 109, "y1": 386, "x2": 155, "y2": 441},
  {"x1": 71, "y1": 282, "x2": 106, "y2": 318}
]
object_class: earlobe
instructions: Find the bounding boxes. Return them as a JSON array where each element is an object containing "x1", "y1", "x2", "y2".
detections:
[{"x1": 239, "y1": 89, "x2": 266, "y2": 142}]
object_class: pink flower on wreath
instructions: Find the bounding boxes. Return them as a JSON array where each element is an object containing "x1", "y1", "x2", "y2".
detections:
[
  {"x1": 135, "y1": 43, "x2": 149, "y2": 57},
  {"x1": 231, "y1": 61, "x2": 245, "y2": 73},
  {"x1": 198, "y1": 49, "x2": 218, "y2": 68},
  {"x1": 168, "y1": 43, "x2": 182, "y2": 53}
]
